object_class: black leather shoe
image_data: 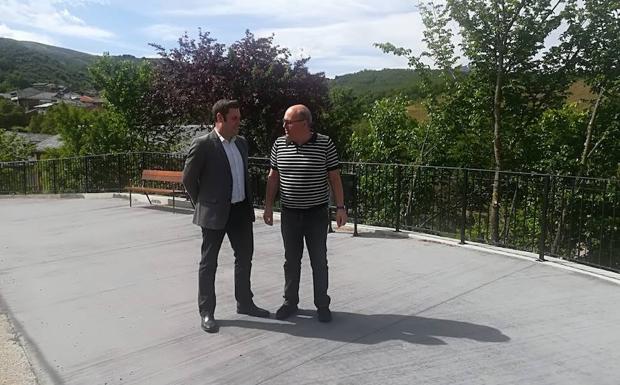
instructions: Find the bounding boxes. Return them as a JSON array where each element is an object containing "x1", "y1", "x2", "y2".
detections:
[
  {"x1": 237, "y1": 303, "x2": 270, "y2": 318},
  {"x1": 317, "y1": 307, "x2": 332, "y2": 323},
  {"x1": 201, "y1": 314, "x2": 219, "y2": 333},
  {"x1": 275, "y1": 304, "x2": 298, "y2": 320}
]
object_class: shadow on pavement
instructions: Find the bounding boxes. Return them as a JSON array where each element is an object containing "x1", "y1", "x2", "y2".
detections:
[{"x1": 220, "y1": 310, "x2": 510, "y2": 345}]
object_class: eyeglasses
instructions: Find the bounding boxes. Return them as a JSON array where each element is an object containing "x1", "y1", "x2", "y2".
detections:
[{"x1": 282, "y1": 118, "x2": 306, "y2": 127}]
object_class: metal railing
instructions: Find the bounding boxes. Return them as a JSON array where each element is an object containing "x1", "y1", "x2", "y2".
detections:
[{"x1": 1, "y1": 152, "x2": 618, "y2": 272}]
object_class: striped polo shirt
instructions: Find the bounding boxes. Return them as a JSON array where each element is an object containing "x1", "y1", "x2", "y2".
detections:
[{"x1": 270, "y1": 132, "x2": 340, "y2": 209}]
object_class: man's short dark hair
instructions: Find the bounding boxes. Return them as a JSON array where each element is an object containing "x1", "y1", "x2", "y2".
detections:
[{"x1": 212, "y1": 99, "x2": 240, "y2": 122}]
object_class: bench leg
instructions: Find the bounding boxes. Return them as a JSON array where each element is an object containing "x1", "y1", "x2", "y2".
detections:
[
  {"x1": 145, "y1": 193, "x2": 152, "y2": 205},
  {"x1": 172, "y1": 195, "x2": 175, "y2": 214},
  {"x1": 129, "y1": 190, "x2": 132, "y2": 207}
]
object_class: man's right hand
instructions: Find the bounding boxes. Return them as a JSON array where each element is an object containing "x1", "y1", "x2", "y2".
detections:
[{"x1": 263, "y1": 207, "x2": 273, "y2": 226}]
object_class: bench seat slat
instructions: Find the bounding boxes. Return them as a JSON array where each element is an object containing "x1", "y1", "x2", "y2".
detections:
[
  {"x1": 125, "y1": 186, "x2": 179, "y2": 195},
  {"x1": 141, "y1": 170, "x2": 183, "y2": 183}
]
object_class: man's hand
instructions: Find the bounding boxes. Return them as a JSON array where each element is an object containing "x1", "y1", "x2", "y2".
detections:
[
  {"x1": 263, "y1": 207, "x2": 274, "y2": 226},
  {"x1": 336, "y1": 208, "x2": 348, "y2": 228}
]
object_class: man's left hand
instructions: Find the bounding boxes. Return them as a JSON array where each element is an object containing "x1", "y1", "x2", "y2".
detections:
[{"x1": 336, "y1": 209, "x2": 348, "y2": 228}]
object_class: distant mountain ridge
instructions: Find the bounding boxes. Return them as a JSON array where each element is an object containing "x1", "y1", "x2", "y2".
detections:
[
  {"x1": 2, "y1": 38, "x2": 429, "y2": 96},
  {"x1": 328, "y1": 68, "x2": 442, "y2": 101},
  {"x1": 0, "y1": 38, "x2": 142, "y2": 92}
]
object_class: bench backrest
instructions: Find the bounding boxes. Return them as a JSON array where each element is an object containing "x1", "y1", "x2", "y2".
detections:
[{"x1": 141, "y1": 170, "x2": 183, "y2": 183}]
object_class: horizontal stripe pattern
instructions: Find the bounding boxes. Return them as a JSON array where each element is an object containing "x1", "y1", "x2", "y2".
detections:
[{"x1": 270, "y1": 133, "x2": 339, "y2": 209}]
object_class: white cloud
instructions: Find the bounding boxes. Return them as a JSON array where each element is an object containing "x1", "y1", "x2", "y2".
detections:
[
  {"x1": 0, "y1": 0, "x2": 114, "y2": 40},
  {"x1": 51, "y1": 0, "x2": 110, "y2": 5},
  {"x1": 162, "y1": 0, "x2": 416, "y2": 22},
  {"x1": 142, "y1": 24, "x2": 188, "y2": 42},
  {"x1": 255, "y1": 12, "x2": 427, "y2": 76},
  {"x1": 0, "y1": 23, "x2": 57, "y2": 45}
]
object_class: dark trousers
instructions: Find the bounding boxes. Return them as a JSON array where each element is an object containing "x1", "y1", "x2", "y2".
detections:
[
  {"x1": 199, "y1": 200, "x2": 253, "y2": 317},
  {"x1": 280, "y1": 205, "x2": 331, "y2": 309}
]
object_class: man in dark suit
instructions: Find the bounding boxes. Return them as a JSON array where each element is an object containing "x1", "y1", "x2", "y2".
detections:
[{"x1": 183, "y1": 99, "x2": 269, "y2": 333}]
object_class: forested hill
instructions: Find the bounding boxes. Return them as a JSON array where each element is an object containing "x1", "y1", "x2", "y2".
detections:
[
  {"x1": 329, "y1": 68, "x2": 438, "y2": 100},
  {"x1": 0, "y1": 38, "x2": 142, "y2": 92}
]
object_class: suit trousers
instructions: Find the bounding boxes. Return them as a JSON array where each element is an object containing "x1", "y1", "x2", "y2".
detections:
[
  {"x1": 198, "y1": 200, "x2": 253, "y2": 317},
  {"x1": 280, "y1": 204, "x2": 331, "y2": 309}
]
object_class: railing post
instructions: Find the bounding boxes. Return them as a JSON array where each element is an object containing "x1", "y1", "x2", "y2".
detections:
[
  {"x1": 22, "y1": 161, "x2": 27, "y2": 195},
  {"x1": 395, "y1": 166, "x2": 401, "y2": 232},
  {"x1": 538, "y1": 174, "x2": 550, "y2": 262},
  {"x1": 353, "y1": 171, "x2": 359, "y2": 237},
  {"x1": 52, "y1": 159, "x2": 58, "y2": 194},
  {"x1": 460, "y1": 168, "x2": 468, "y2": 244},
  {"x1": 84, "y1": 156, "x2": 90, "y2": 193},
  {"x1": 117, "y1": 153, "x2": 123, "y2": 193}
]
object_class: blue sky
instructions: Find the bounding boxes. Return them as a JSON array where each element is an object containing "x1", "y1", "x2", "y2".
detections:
[{"x1": 0, "y1": 0, "x2": 434, "y2": 78}]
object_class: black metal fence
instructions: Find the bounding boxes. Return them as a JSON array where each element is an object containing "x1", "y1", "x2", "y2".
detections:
[{"x1": 1, "y1": 153, "x2": 618, "y2": 272}]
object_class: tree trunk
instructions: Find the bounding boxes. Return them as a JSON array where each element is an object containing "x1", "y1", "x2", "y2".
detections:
[
  {"x1": 551, "y1": 86, "x2": 604, "y2": 254},
  {"x1": 579, "y1": 86, "x2": 604, "y2": 173},
  {"x1": 490, "y1": 52, "x2": 504, "y2": 245}
]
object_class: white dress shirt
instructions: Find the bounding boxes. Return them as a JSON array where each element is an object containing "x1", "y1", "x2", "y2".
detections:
[{"x1": 216, "y1": 131, "x2": 246, "y2": 203}]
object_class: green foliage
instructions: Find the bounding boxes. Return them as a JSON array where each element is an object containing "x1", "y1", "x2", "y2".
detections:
[
  {"x1": 351, "y1": 96, "x2": 422, "y2": 163},
  {"x1": 527, "y1": 104, "x2": 588, "y2": 175},
  {"x1": 525, "y1": 101, "x2": 620, "y2": 176},
  {"x1": 89, "y1": 54, "x2": 151, "y2": 127},
  {"x1": 88, "y1": 54, "x2": 166, "y2": 151},
  {"x1": 322, "y1": 88, "x2": 365, "y2": 158},
  {"x1": 0, "y1": 97, "x2": 28, "y2": 129},
  {"x1": 38, "y1": 103, "x2": 131, "y2": 156},
  {"x1": 0, "y1": 38, "x2": 148, "y2": 93},
  {"x1": 0, "y1": 128, "x2": 34, "y2": 161}
]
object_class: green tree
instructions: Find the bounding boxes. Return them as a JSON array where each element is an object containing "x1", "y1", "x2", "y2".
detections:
[
  {"x1": 379, "y1": 0, "x2": 566, "y2": 244},
  {"x1": 350, "y1": 96, "x2": 438, "y2": 164},
  {"x1": 89, "y1": 54, "x2": 171, "y2": 151},
  {"x1": 0, "y1": 98, "x2": 28, "y2": 129},
  {"x1": 322, "y1": 88, "x2": 365, "y2": 158},
  {"x1": 43, "y1": 104, "x2": 132, "y2": 156},
  {"x1": 0, "y1": 128, "x2": 34, "y2": 161},
  {"x1": 554, "y1": 0, "x2": 620, "y2": 177}
]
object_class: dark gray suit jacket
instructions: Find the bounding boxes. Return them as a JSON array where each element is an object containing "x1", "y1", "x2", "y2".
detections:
[{"x1": 182, "y1": 130, "x2": 255, "y2": 229}]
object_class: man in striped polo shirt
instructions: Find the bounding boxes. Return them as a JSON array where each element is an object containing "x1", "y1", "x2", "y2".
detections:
[{"x1": 263, "y1": 104, "x2": 347, "y2": 323}]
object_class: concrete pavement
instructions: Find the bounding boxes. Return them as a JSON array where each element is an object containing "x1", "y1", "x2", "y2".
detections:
[{"x1": 1, "y1": 196, "x2": 619, "y2": 385}]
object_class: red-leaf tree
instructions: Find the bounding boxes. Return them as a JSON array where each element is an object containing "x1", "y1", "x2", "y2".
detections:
[{"x1": 150, "y1": 30, "x2": 329, "y2": 155}]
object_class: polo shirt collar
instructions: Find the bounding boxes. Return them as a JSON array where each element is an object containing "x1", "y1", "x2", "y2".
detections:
[{"x1": 286, "y1": 131, "x2": 317, "y2": 146}]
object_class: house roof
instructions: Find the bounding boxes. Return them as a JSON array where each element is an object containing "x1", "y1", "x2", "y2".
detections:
[
  {"x1": 36, "y1": 134, "x2": 63, "y2": 152},
  {"x1": 34, "y1": 102, "x2": 55, "y2": 109},
  {"x1": 15, "y1": 132, "x2": 63, "y2": 152},
  {"x1": 15, "y1": 88, "x2": 41, "y2": 99},
  {"x1": 29, "y1": 92, "x2": 58, "y2": 101}
]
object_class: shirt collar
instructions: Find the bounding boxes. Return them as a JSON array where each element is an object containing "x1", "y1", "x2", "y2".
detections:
[
  {"x1": 286, "y1": 131, "x2": 317, "y2": 146},
  {"x1": 215, "y1": 129, "x2": 236, "y2": 144}
]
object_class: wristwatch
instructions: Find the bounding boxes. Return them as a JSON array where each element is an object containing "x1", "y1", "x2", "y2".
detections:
[{"x1": 336, "y1": 206, "x2": 346, "y2": 211}]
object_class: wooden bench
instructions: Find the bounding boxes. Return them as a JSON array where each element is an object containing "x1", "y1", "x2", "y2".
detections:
[{"x1": 126, "y1": 170, "x2": 194, "y2": 212}]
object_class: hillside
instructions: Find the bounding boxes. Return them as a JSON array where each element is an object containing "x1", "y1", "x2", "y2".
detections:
[
  {"x1": 0, "y1": 38, "x2": 99, "y2": 91},
  {"x1": 329, "y1": 68, "x2": 425, "y2": 99},
  {"x1": 0, "y1": 38, "x2": 144, "y2": 92}
]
